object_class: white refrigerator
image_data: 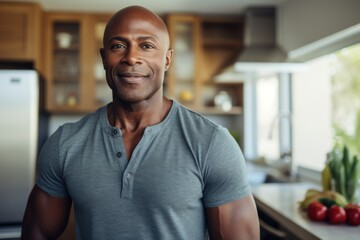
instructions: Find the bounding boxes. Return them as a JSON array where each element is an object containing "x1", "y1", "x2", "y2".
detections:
[{"x1": 0, "y1": 69, "x2": 48, "y2": 238}]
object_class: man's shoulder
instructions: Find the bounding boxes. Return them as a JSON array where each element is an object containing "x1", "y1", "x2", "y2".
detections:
[
  {"x1": 56, "y1": 106, "x2": 106, "y2": 142},
  {"x1": 176, "y1": 103, "x2": 219, "y2": 130},
  {"x1": 173, "y1": 102, "x2": 229, "y2": 140}
]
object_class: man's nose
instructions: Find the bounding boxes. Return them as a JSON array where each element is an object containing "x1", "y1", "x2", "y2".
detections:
[{"x1": 121, "y1": 46, "x2": 141, "y2": 65}]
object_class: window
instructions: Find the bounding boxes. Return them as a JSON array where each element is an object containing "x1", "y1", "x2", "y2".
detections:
[
  {"x1": 292, "y1": 43, "x2": 360, "y2": 171},
  {"x1": 243, "y1": 43, "x2": 360, "y2": 176}
]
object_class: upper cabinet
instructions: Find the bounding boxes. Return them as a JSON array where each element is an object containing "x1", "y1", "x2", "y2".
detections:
[
  {"x1": 0, "y1": 2, "x2": 42, "y2": 70},
  {"x1": 166, "y1": 14, "x2": 244, "y2": 114},
  {"x1": 90, "y1": 14, "x2": 113, "y2": 108},
  {"x1": 165, "y1": 15, "x2": 202, "y2": 109},
  {"x1": 43, "y1": 12, "x2": 112, "y2": 113},
  {"x1": 0, "y1": 3, "x2": 244, "y2": 114}
]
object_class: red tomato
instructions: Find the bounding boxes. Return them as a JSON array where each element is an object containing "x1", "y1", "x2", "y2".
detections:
[
  {"x1": 327, "y1": 205, "x2": 347, "y2": 224},
  {"x1": 307, "y1": 201, "x2": 327, "y2": 222},
  {"x1": 345, "y1": 204, "x2": 360, "y2": 226}
]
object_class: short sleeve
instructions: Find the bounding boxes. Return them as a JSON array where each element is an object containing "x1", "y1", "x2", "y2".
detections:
[
  {"x1": 202, "y1": 126, "x2": 251, "y2": 208},
  {"x1": 36, "y1": 126, "x2": 69, "y2": 197}
]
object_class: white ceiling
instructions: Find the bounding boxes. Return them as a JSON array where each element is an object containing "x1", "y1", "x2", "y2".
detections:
[{"x1": 15, "y1": 0, "x2": 287, "y2": 14}]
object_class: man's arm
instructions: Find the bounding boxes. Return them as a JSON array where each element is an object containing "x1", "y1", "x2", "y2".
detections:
[
  {"x1": 21, "y1": 185, "x2": 72, "y2": 240},
  {"x1": 205, "y1": 195, "x2": 260, "y2": 240}
]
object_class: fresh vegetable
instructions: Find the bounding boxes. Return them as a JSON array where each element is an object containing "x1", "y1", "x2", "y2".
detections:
[
  {"x1": 307, "y1": 202, "x2": 327, "y2": 222},
  {"x1": 318, "y1": 198, "x2": 337, "y2": 208},
  {"x1": 321, "y1": 164, "x2": 332, "y2": 191},
  {"x1": 299, "y1": 189, "x2": 348, "y2": 210},
  {"x1": 326, "y1": 144, "x2": 360, "y2": 202},
  {"x1": 345, "y1": 204, "x2": 360, "y2": 226},
  {"x1": 327, "y1": 205, "x2": 347, "y2": 224},
  {"x1": 304, "y1": 200, "x2": 360, "y2": 226}
]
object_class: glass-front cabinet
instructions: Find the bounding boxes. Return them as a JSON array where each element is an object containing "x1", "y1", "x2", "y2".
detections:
[
  {"x1": 43, "y1": 13, "x2": 244, "y2": 114},
  {"x1": 165, "y1": 14, "x2": 244, "y2": 114},
  {"x1": 44, "y1": 13, "x2": 112, "y2": 113},
  {"x1": 91, "y1": 15, "x2": 112, "y2": 108},
  {"x1": 44, "y1": 13, "x2": 84, "y2": 112},
  {"x1": 52, "y1": 21, "x2": 81, "y2": 109},
  {"x1": 166, "y1": 15, "x2": 201, "y2": 109}
]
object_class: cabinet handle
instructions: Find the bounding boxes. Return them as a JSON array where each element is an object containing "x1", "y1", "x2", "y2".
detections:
[{"x1": 259, "y1": 219, "x2": 287, "y2": 239}]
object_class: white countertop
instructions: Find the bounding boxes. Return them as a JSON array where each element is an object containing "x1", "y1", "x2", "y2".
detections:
[{"x1": 252, "y1": 183, "x2": 360, "y2": 240}]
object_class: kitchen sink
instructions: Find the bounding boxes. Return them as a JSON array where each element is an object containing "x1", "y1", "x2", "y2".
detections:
[
  {"x1": 247, "y1": 168, "x2": 294, "y2": 186},
  {"x1": 263, "y1": 173, "x2": 290, "y2": 183}
]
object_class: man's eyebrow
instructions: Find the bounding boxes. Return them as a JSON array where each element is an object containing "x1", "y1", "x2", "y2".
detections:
[
  {"x1": 107, "y1": 36, "x2": 128, "y2": 44},
  {"x1": 107, "y1": 36, "x2": 160, "y2": 44},
  {"x1": 137, "y1": 36, "x2": 159, "y2": 43}
]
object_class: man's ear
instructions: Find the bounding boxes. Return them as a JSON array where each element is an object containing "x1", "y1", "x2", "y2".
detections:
[
  {"x1": 164, "y1": 48, "x2": 174, "y2": 71},
  {"x1": 100, "y1": 48, "x2": 106, "y2": 69}
]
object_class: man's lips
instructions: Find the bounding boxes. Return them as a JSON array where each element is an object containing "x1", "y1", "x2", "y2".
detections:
[{"x1": 116, "y1": 72, "x2": 148, "y2": 83}]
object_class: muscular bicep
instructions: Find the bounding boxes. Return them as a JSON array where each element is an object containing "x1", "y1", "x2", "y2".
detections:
[
  {"x1": 205, "y1": 195, "x2": 260, "y2": 240},
  {"x1": 21, "y1": 185, "x2": 72, "y2": 240}
]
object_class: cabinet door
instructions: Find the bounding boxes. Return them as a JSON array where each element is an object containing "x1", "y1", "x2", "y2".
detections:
[
  {"x1": 166, "y1": 15, "x2": 202, "y2": 109},
  {"x1": 44, "y1": 13, "x2": 114, "y2": 113},
  {"x1": 90, "y1": 15, "x2": 113, "y2": 108},
  {"x1": 44, "y1": 14, "x2": 82, "y2": 112},
  {"x1": 0, "y1": 2, "x2": 42, "y2": 70},
  {"x1": 44, "y1": 13, "x2": 93, "y2": 113}
]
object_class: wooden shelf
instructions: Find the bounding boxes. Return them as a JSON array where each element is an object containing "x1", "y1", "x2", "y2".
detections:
[
  {"x1": 47, "y1": 105, "x2": 92, "y2": 114},
  {"x1": 197, "y1": 106, "x2": 243, "y2": 115},
  {"x1": 53, "y1": 46, "x2": 79, "y2": 51},
  {"x1": 54, "y1": 77, "x2": 79, "y2": 82}
]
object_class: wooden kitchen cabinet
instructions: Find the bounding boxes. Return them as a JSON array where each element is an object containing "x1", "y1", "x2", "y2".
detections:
[
  {"x1": 200, "y1": 16, "x2": 243, "y2": 80},
  {"x1": 89, "y1": 14, "x2": 113, "y2": 108},
  {"x1": 0, "y1": 2, "x2": 42, "y2": 71},
  {"x1": 165, "y1": 15, "x2": 202, "y2": 109},
  {"x1": 165, "y1": 14, "x2": 244, "y2": 114},
  {"x1": 43, "y1": 12, "x2": 112, "y2": 113},
  {"x1": 199, "y1": 16, "x2": 244, "y2": 114},
  {"x1": 43, "y1": 11, "x2": 243, "y2": 114}
]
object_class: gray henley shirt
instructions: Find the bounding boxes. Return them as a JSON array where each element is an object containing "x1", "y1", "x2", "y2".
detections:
[{"x1": 36, "y1": 100, "x2": 251, "y2": 240}]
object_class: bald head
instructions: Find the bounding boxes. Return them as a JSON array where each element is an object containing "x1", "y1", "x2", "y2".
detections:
[{"x1": 103, "y1": 5, "x2": 170, "y2": 48}]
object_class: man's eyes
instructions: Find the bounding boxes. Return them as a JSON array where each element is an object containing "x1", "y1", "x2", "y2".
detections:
[
  {"x1": 140, "y1": 43, "x2": 155, "y2": 49},
  {"x1": 110, "y1": 43, "x2": 156, "y2": 50},
  {"x1": 111, "y1": 43, "x2": 126, "y2": 49}
]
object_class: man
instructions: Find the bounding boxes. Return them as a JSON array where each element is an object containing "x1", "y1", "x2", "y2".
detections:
[{"x1": 21, "y1": 5, "x2": 259, "y2": 240}]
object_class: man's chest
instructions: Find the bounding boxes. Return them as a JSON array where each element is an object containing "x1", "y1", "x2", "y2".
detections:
[{"x1": 63, "y1": 136, "x2": 205, "y2": 210}]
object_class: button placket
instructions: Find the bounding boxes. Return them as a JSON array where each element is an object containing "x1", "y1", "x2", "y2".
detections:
[
  {"x1": 112, "y1": 128, "x2": 119, "y2": 136},
  {"x1": 125, "y1": 172, "x2": 132, "y2": 179},
  {"x1": 111, "y1": 128, "x2": 124, "y2": 160},
  {"x1": 122, "y1": 171, "x2": 133, "y2": 199}
]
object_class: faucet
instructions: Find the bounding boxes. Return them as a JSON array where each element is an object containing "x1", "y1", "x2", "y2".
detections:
[{"x1": 268, "y1": 111, "x2": 296, "y2": 179}]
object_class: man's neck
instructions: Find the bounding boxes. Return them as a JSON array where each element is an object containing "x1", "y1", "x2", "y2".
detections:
[{"x1": 108, "y1": 97, "x2": 172, "y2": 132}]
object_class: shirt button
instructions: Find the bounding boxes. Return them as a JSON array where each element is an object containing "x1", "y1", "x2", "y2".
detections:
[
  {"x1": 116, "y1": 151, "x2": 122, "y2": 158},
  {"x1": 126, "y1": 172, "x2": 132, "y2": 179},
  {"x1": 112, "y1": 129, "x2": 118, "y2": 135}
]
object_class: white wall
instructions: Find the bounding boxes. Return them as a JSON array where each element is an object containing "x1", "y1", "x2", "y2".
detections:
[
  {"x1": 278, "y1": 0, "x2": 360, "y2": 60},
  {"x1": 292, "y1": 57, "x2": 333, "y2": 171}
]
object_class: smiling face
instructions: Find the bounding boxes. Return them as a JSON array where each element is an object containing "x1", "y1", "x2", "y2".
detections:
[{"x1": 100, "y1": 6, "x2": 173, "y2": 104}]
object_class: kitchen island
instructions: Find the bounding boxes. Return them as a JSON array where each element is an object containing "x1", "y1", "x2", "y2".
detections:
[{"x1": 252, "y1": 183, "x2": 359, "y2": 240}]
